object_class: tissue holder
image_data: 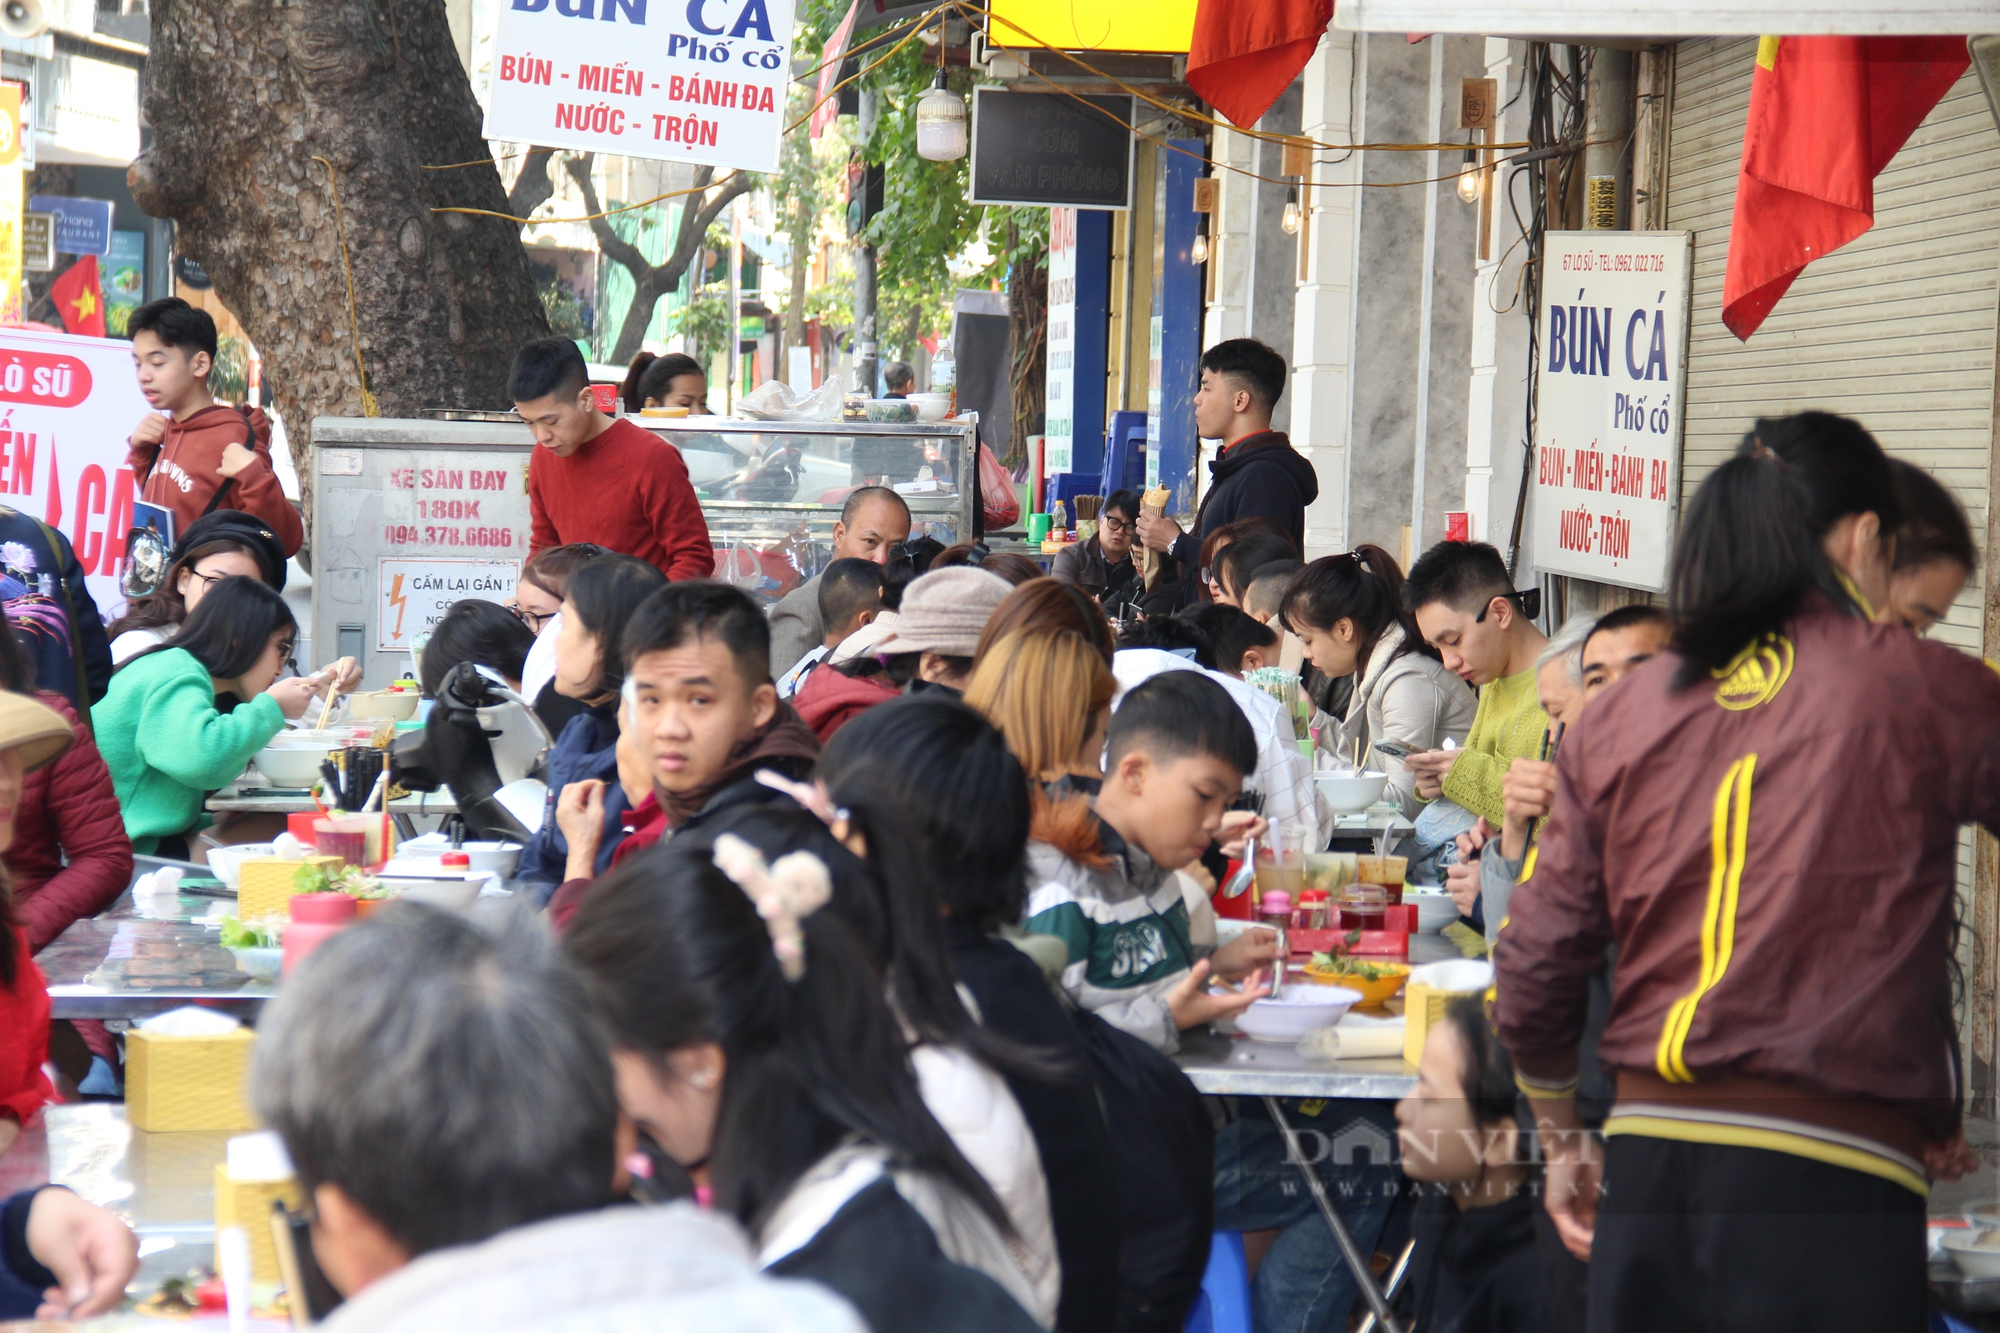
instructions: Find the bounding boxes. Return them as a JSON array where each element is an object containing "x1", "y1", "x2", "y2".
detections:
[
  {"x1": 237, "y1": 856, "x2": 345, "y2": 921},
  {"x1": 126, "y1": 1027, "x2": 258, "y2": 1132},
  {"x1": 214, "y1": 1163, "x2": 302, "y2": 1287}
]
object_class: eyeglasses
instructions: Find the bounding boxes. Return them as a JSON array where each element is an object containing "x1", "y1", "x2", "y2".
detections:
[
  {"x1": 512, "y1": 605, "x2": 556, "y2": 633},
  {"x1": 1101, "y1": 515, "x2": 1136, "y2": 535},
  {"x1": 183, "y1": 569, "x2": 227, "y2": 592}
]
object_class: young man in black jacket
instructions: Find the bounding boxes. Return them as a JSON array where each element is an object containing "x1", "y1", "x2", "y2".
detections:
[{"x1": 1135, "y1": 339, "x2": 1319, "y2": 594}]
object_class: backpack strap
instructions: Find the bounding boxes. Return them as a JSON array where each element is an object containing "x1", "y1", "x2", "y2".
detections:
[{"x1": 198, "y1": 407, "x2": 259, "y2": 518}]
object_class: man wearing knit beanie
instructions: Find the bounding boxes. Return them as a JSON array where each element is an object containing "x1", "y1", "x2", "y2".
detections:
[{"x1": 876, "y1": 567, "x2": 1013, "y2": 695}]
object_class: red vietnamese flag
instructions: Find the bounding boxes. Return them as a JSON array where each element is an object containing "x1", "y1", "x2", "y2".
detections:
[
  {"x1": 1721, "y1": 36, "x2": 1968, "y2": 340},
  {"x1": 1186, "y1": 0, "x2": 1333, "y2": 129},
  {"x1": 50, "y1": 255, "x2": 106, "y2": 338}
]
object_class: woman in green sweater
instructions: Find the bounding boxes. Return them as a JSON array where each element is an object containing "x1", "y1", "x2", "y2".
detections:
[{"x1": 92, "y1": 577, "x2": 326, "y2": 856}]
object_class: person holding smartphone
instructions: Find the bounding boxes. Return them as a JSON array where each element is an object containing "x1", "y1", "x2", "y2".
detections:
[{"x1": 1278, "y1": 546, "x2": 1474, "y2": 818}]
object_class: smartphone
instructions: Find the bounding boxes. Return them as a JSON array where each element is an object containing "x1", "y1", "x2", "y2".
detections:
[
  {"x1": 270, "y1": 1203, "x2": 342, "y2": 1326},
  {"x1": 1369, "y1": 739, "x2": 1416, "y2": 760}
]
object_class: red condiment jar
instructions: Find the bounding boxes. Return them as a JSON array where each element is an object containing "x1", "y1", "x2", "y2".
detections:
[
  {"x1": 440, "y1": 851, "x2": 472, "y2": 871},
  {"x1": 283, "y1": 893, "x2": 357, "y2": 977}
]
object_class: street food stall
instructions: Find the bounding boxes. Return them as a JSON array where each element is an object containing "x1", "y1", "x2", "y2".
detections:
[{"x1": 309, "y1": 412, "x2": 982, "y2": 689}]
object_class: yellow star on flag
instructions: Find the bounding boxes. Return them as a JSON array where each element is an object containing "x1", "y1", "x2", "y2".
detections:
[{"x1": 69, "y1": 286, "x2": 96, "y2": 320}]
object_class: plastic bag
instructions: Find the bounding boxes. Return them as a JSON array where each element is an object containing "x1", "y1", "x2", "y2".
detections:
[
  {"x1": 979, "y1": 443, "x2": 1019, "y2": 529},
  {"x1": 736, "y1": 377, "x2": 845, "y2": 421}
]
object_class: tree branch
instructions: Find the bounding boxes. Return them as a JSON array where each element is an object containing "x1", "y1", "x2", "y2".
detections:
[
  {"x1": 564, "y1": 153, "x2": 654, "y2": 277},
  {"x1": 507, "y1": 146, "x2": 560, "y2": 224}
]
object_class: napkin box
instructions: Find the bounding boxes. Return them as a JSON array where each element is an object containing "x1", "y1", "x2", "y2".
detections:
[
  {"x1": 215, "y1": 1163, "x2": 304, "y2": 1287},
  {"x1": 1402, "y1": 980, "x2": 1485, "y2": 1067},
  {"x1": 125, "y1": 1027, "x2": 258, "y2": 1132},
  {"x1": 237, "y1": 855, "x2": 346, "y2": 920}
]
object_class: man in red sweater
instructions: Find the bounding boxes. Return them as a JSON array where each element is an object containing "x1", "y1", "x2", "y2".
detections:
[
  {"x1": 513, "y1": 338, "x2": 712, "y2": 580},
  {"x1": 125, "y1": 299, "x2": 302, "y2": 557}
]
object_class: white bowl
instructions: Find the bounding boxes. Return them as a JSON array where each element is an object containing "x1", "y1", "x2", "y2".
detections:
[
  {"x1": 1404, "y1": 890, "x2": 1460, "y2": 934},
  {"x1": 1233, "y1": 987, "x2": 1362, "y2": 1043},
  {"x1": 1943, "y1": 1230, "x2": 2000, "y2": 1278},
  {"x1": 1314, "y1": 770, "x2": 1389, "y2": 814},
  {"x1": 906, "y1": 392, "x2": 952, "y2": 423},
  {"x1": 206, "y1": 843, "x2": 279, "y2": 889},
  {"x1": 377, "y1": 875, "x2": 482, "y2": 910},
  {"x1": 254, "y1": 741, "x2": 338, "y2": 787},
  {"x1": 457, "y1": 841, "x2": 522, "y2": 876},
  {"x1": 226, "y1": 945, "x2": 283, "y2": 981}
]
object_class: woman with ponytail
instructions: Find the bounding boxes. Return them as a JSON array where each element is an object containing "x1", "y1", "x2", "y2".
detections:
[
  {"x1": 565, "y1": 830, "x2": 1044, "y2": 1333},
  {"x1": 1280, "y1": 544, "x2": 1475, "y2": 816},
  {"x1": 1493, "y1": 413, "x2": 2000, "y2": 1330}
]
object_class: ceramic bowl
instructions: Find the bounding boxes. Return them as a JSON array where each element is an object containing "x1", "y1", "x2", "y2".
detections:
[
  {"x1": 346, "y1": 690, "x2": 420, "y2": 720},
  {"x1": 906, "y1": 392, "x2": 952, "y2": 422},
  {"x1": 1314, "y1": 770, "x2": 1389, "y2": 814},
  {"x1": 1944, "y1": 1230, "x2": 2000, "y2": 1279},
  {"x1": 459, "y1": 841, "x2": 522, "y2": 876},
  {"x1": 227, "y1": 946, "x2": 283, "y2": 981},
  {"x1": 1300, "y1": 962, "x2": 1410, "y2": 1008},
  {"x1": 376, "y1": 875, "x2": 482, "y2": 911},
  {"x1": 1404, "y1": 890, "x2": 1461, "y2": 934},
  {"x1": 1232, "y1": 987, "x2": 1362, "y2": 1042},
  {"x1": 862, "y1": 398, "x2": 917, "y2": 424},
  {"x1": 254, "y1": 742, "x2": 338, "y2": 787},
  {"x1": 206, "y1": 843, "x2": 278, "y2": 889}
]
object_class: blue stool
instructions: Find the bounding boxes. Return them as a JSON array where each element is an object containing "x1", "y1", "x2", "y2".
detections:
[{"x1": 1184, "y1": 1231, "x2": 1252, "y2": 1333}]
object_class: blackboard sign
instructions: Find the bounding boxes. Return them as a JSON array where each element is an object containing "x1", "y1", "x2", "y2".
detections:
[{"x1": 969, "y1": 91, "x2": 1134, "y2": 210}]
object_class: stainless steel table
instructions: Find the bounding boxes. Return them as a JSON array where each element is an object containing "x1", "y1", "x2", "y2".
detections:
[
  {"x1": 0, "y1": 1105, "x2": 290, "y2": 1328},
  {"x1": 203, "y1": 787, "x2": 458, "y2": 817},
  {"x1": 40, "y1": 871, "x2": 273, "y2": 1021},
  {"x1": 1174, "y1": 932, "x2": 1463, "y2": 1100}
]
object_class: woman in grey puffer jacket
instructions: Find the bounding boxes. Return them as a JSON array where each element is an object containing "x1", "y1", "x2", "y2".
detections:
[{"x1": 1279, "y1": 546, "x2": 1476, "y2": 817}]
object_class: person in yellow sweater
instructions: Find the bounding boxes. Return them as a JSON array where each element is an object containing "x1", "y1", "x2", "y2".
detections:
[{"x1": 1400, "y1": 541, "x2": 1550, "y2": 828}]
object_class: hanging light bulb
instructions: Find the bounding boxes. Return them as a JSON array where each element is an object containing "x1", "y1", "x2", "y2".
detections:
[
  {"x1": 1456, "y1": 146, "x2": 1482, "y2": 204},
  {"x1": 915, "y1": 71, "x2": 968, "y2": 162},
  {"x1": 1280, "y1": 186, "x2": 1301, "y2": 235},
  {"x1": 1191, "y1": 229, "x2": 1209, "y2": 264}
]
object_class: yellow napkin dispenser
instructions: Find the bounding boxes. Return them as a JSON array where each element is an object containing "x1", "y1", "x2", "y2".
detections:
[
  {"x1": 236, "y1": 856, "x2": 345, "y2": 920},
  {"x1": 215, "y1": 1163, "x2": 303, "y2": 1287},
  {"x1": 125, "y1": 1027, "x2": 258, "y2": 1132}
]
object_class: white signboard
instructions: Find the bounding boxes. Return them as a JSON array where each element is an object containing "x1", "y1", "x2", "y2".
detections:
[
  {"x1": 1531, "y1": 231, "x2": 1692, "y2": 592},
  {"x1": 1043, "y1": 207, "x2": 1078, "y2": 474},
  {"x1": 485, "y1": 0, "x2": 795, "y2": 173},
  {"x1": 0, "y1": 328, "x2": 154, "y2": 618},
  {"x1": 377, "y1": 558, "x2": 520, "y2": 652}
]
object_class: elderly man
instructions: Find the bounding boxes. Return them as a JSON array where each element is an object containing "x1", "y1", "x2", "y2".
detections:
[
  {"x1": 252, "y1": 902, "x2": 862, "y2": 1332},
  {"x1": 769, "y1": 487, "x2": 913, "y2": 678}
]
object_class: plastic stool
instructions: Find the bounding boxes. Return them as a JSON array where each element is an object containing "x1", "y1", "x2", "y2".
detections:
[{"x1": 1184, "y1": 1231, "x2": 1252, "y2": 1333}]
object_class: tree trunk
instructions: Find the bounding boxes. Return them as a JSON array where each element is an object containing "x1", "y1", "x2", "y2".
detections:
[
  {"x1": 1006, "y1": 227, "x2": 1048, "y2": 472},
  {"x1": 784, "y1": 191, "x2": 809, "y2": 350},
  {"x1": 130, "y1": 0, "x2": 550, "y2": 558}
]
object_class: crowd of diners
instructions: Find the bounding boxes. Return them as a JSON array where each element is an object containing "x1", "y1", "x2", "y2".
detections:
[{"x1": 0, "y1": 322, "x2": 1986, "y2": 1333}]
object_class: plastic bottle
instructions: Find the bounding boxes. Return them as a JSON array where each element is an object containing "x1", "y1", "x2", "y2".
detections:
[
  {"x1": 930, "y1": 340, "x2": 956, "y2": 417},
  {"x1": 1051, "y1": 498, "x2": 1068, "y2": 535}
]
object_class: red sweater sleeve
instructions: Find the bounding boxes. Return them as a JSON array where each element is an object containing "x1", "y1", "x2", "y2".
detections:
[
  {"x1": 528, "y1": 455, "x2": 557, "y2": 560},
  {"x1": 12, "y1": 703, "x2": 132, "y2": 953},
  {"x1": 0, "y1": 941, "x2": 51, "y2": 1124},
  {"x1": 647, "y1": 446, "x2": 714, "y2": 581}
]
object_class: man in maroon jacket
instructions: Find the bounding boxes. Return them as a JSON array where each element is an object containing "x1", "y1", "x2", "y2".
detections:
[
  {"x1": 124, "y1": 299, "x2": 302, "y2": 558},
  {"x1": 514, "y1": 339, "x2": 713, "y2": 582}
]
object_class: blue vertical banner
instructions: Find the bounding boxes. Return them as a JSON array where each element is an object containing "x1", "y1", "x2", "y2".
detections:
[
  {"x1": 1043, "y1": 208, "x2": 1112, "y2": 475},
  {"x1": 1145, "y1": 139, "x2": 1204, "y2": 511}
]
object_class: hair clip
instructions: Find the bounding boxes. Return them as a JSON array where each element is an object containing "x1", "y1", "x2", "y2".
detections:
[
  {"x1": 754, "y1": 770, "x2": 850, "y2": 828},
  {"x1": 711, "y1": 834, "x2": 832, "y2": 982}
]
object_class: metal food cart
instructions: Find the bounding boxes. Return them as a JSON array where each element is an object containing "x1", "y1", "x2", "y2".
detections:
[{"x1": 309, "y1": 413, "x2": 980, "y2": 688}]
